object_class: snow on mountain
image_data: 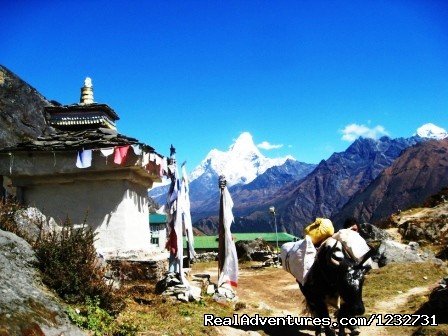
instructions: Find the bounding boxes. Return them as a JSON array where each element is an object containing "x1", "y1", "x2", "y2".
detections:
[
  {"x1": 190, "y1": 132, "x2": 293, "y2": 186},
  {"x1": 416, "y1": 123, "x2": 448, "y2": 140}
]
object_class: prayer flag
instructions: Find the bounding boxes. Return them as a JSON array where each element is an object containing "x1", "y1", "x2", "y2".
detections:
[
  {"x1": 218, "y1": 185, "x2": 238, "y2": 287},
  {"x1": 113, "y1": 146, "x2": 130, "y2": 165},
  {"x1": 180, "y1": 165, "x2": 196, "y2": 260},
  {"x1": 76, "y1": 149, "x2": 92, "y2": 168}
]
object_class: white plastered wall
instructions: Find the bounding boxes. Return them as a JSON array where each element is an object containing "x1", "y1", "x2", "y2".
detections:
[{"x1": 23, "y1": 179, "x2": 150, "y2": 254}]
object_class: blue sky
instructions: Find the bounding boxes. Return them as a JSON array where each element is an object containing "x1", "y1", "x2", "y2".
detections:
[{"x1": 2, "y1": 1, "x2": 448, "y2": 169}]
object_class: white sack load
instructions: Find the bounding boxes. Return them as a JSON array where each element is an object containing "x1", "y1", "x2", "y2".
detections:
[
  {"x1": 280, "y1": 235, "x2": 316, "y2": 285},
  {"x1": 332, "y1": 229, "x2": 372, "y2": 266}
]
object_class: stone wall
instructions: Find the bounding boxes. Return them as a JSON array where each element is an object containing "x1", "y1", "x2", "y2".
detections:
[{"x1": 107, "y1": 258, "x2": 168, "y2": 283}]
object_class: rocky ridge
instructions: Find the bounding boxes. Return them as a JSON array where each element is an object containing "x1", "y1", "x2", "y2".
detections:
[{"x1": 0, "y1": 65, "x2": 53, "y2": 147}]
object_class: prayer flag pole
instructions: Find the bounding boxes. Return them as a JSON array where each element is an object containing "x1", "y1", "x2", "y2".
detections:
[
  {"x1": 165, "y1": 146, "x2": 195, "y2": 285},
  {"x1": 166, "y1": 145, "x2": 181, "y2": 278},
  {"x1": 218, "y1": 175, "x2": 226, "y2": 279}
]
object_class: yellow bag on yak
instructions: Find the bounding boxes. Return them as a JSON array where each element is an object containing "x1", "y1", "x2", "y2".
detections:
[{"x1": 304, "y1": 218, "x2": 334, "y2": 245}]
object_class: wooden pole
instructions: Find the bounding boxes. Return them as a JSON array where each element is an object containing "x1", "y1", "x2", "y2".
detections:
[
  {"x1": 185, "y1": 228, "x2": 191, "y2": 268},
  {"x1": 218, "y1": 175, "x2": 226, "y2": 278},
  {"x1": 167, "y1": 145, "x2": 178, "y2": 274}
]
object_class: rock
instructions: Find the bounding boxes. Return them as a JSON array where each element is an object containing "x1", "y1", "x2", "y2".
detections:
[
  {"x1": 398, "y1": 213, "x2": 448, "y2": 244},
  {"x1": 191, "y1": 273, "x2": 210, "y2": 289},
  {"x1": 0, "y1": 66, "x2": 53, "y2": 148},
  {"x1": 157, "y1": 272, "x2": 204, "y2": 303},
  {"x1": 262, "y1": 259, "x2": 274, "y2": 267},
  {"x1": 206, "y1": 284, "x2": 215, "y2": 295},
  {"x1": 358, "y1": 222, "x2": 391, "y2": 242},
  {"x1": 188, "y1": 285, "x2": 202, "y2": 302},
  {"x1": 234, "y1": 301, "x2": 247, "y2": 311},
  {"x1": 235, "y1": 240, "x2": 254, "y2": 261},
  {"x1": 110, "y1": 258, "x2": 168, "y2": 287},
  {"x1": 416, "y1": 277, "x2": 448, "y2": 323},
  {"x1": 133, "y1": 297, "x2": 152, "y2": 305},
  {"x1": 177, "y1": 293, "x2": 189, "y2": 302},
  {"x1": 0, "y1": 229, "x2": 86, "y2": 335},
  {"x1": 193, "y1": 273, "x2": 211, "y2": 281},
  {"x1": 212, "y1": 292, "x2": 228, "y2": 304},
  {"x1": 375, "y1": 239, "x2": 441, "y2": 267},
  {"x1": 13, "y1": 207, "x2": 61, "y2": 243},
  {"x1": 436, "y1": 245, "x2": 448, "y2": 260},
  {"x1": 218, "y1": 285, "x2": 236, "y2": 300},
  {"x1": 194, "y1": 252, "x2": 218, "y2": 263},
  {"x1": 235, "y1": 238, "x2": 273, "y2": 262}
]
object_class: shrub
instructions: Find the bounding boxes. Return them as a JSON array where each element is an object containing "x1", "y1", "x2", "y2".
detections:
[
  {"x1": 66, "y1": 297, "x2": 138, "y2": 336},
  {"x1": 34, "y1": 217, "x2": 125, "y2": 314},
  {"x1": 0, "y1": 199, "x2": 132, "y2": 331}
]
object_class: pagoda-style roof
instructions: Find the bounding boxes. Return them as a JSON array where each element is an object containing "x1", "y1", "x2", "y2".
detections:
[
  {"x1": 46, "y1": 103, "x2": 120, "y2": 131},
  {"x1": 0, "y1": 128, "x2": 155, "y2": 153}
]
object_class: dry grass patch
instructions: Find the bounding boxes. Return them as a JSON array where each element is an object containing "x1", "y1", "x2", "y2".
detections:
[
  {"x1": 363, "y1": 262, "x2": 446, "y2": 313},
  {"x1": 117, "y1": 281, "x2": 233, "y2": 336},
  {"x1": 363, "y1": 262, "x2": 447, "y2": 336}
]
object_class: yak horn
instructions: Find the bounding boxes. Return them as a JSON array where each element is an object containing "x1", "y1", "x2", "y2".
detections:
[{"x1": 329, "y1": 241, "x2": 341, "y2": 266}]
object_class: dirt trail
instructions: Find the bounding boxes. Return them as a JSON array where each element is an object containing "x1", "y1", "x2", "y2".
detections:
[
  {"x1": 195, "y1": 263, "x2": 314, "y2": 335},
  {"x1": 359, "y1": 286, "x2": 431, "y2": 336},
  {"x1": 193, "y1": 263, "x2": 435, "y2": 336}
]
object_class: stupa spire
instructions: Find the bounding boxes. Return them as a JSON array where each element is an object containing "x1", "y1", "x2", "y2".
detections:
[{"x1": 80, "y1": 77, "x2": 94, "y2": 105}]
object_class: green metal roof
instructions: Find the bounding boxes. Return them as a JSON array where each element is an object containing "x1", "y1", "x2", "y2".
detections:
[
  {"x1": 183, "y1": 232, "x2": 298, "y2": 249},
  {"x1": 184, "y1": 235, "x2": 219, "y2": 249},
  {"x1": 149, "y1": 213, "x2": 167, "y2": 225},
  {"x1": 232, "y1": 232, "x2": 297, "y2": 242}
]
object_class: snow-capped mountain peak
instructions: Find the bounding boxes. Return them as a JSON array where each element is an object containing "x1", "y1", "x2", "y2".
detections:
[
  {"x1": 416, "y1": 123, "x2": 448, "y2": 140},
  {"x1": 229, "y1": 132, "x2": 261, "y2": 155},
  {"x1": 190, "y1": 132, "x2": 293, "y2": 186}
]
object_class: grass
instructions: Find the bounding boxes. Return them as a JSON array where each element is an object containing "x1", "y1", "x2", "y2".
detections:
[
  {"x1": 116, "y1": 282, "x2": 234, "y2": 336},
  {"x1": 363, "y1": 262, "x2": 447, "y2": 336},
  {"x1": 364, "y1": 262, "x2": 446, "y2": 312},
  {"x1": 114, "y1": 261, "x2": 280, "y2": 335},
  {"x1": 118, "y1": 295, "x2": 233, "y2": 336}
]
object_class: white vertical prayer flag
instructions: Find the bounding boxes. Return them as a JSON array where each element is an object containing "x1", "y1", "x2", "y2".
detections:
[
  {"x1": 142, "y1": 152, "x2": 150, "y2": 166},
  {"x1": 131, "y1": 144, "x2": 142, "y2": 155},
  {"x1": 100, "y1": 148, "x2": 114, "y2": 157},
  {"x1": 180, "y1": 165, "x2": 196, "y2": 260},
  {"x1": 174, "y1": 191, "x2": 187, "y2": 284},
  {"x1": 218, "y1": 187, "x2": 238, "y2": 287}
]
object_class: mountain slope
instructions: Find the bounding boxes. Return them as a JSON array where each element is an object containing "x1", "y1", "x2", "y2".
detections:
[
  {"x1": 333, "y1": 138, "x2": 448, "y2": 226},
  {"x1": 268, "y1": 136, "x2": 422, "y2": 235},
  {"x1": 194, "y1": 136, "x2": 423, "y2": 235},
  {"x1": 192, "y1": 159, "x2": 316, "y2": 220},
  {"x1": 0, "y1": 65, "x2": 53, "y2": 147}
]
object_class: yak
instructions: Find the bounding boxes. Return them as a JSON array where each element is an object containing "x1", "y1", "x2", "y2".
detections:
[{"x1": 298, "y1": 237, "x2": 374, "y2": 336}]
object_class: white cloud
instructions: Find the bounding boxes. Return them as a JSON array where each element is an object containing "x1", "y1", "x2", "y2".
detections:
[
  {"x1": 257, "y1": 141, "x2": 284, "y2": 150},
  {"x1": 341, "y1": 123, "x2": 389, "y2": 142}
]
